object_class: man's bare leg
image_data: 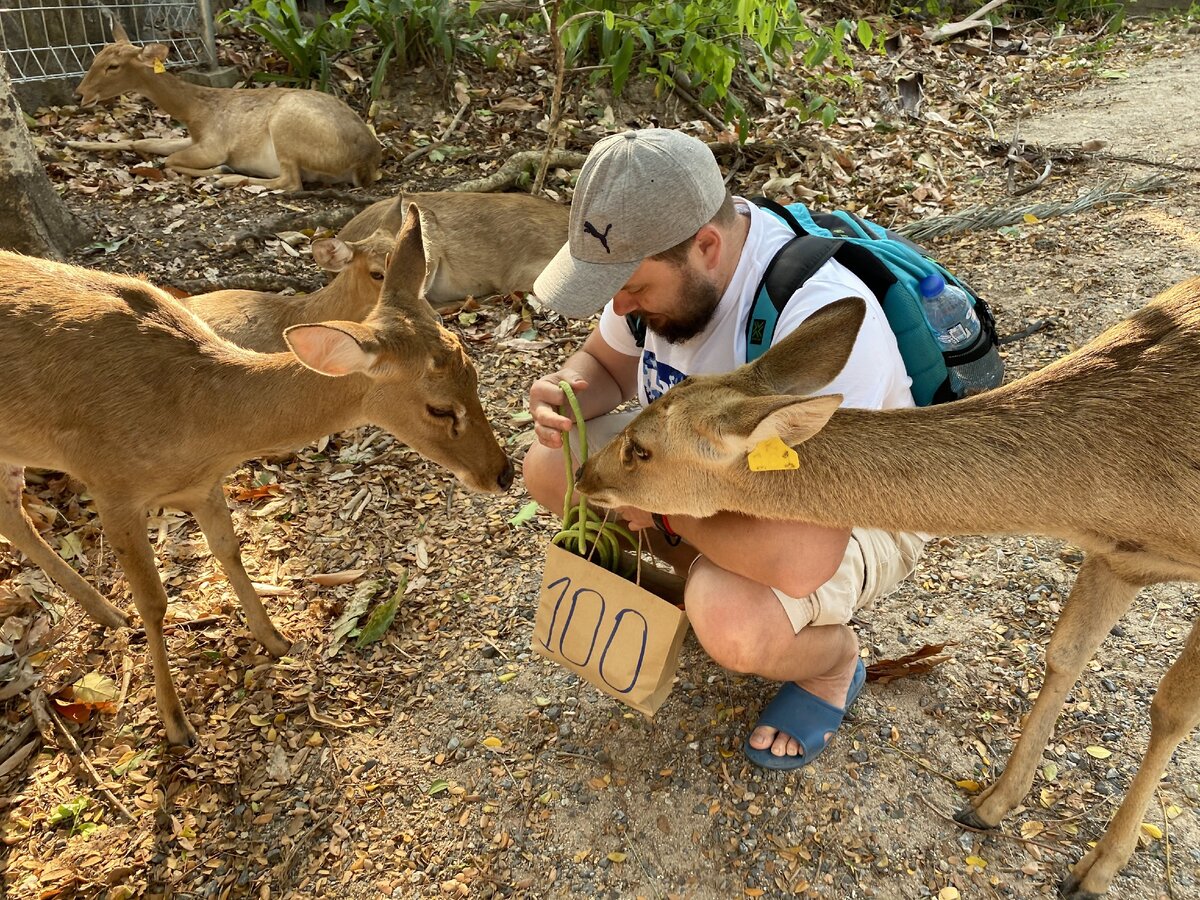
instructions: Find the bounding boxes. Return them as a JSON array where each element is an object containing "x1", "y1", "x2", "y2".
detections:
[{"x1": 685, "y1": 556, "x2": 860, "y2": 758}]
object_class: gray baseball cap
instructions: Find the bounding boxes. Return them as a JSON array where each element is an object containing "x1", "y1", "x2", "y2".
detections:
[{"x1": 534, "y1": 128, "x2": 726, "y2": 318}]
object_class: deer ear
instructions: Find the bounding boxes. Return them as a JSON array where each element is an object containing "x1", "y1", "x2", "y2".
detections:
[
  {"x1": 285, "y1": 322, "x2": 378, "y2": 376},
  {"x1": 738, "y1": 394, "x2": 842, "y2": 453},
  {"x1": 311, "y1": 238, "x2": 353, "y2": 272},
  {"x1": 380, "y1": 204, "x2": 438, "y2": 321},
  {"x1": 752, "y1": 297, "x2": 866, "y2": 396},
  {"x1": 140, "y1": 44, "x2": 169, "y2": 63},
  {"x1": 111, "y1": 21, "x2": 130, "y2": 43}
]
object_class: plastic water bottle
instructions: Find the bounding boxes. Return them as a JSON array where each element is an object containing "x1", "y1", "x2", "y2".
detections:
[{"x1": 917, "y1": 273, "x2": 1004, "y2": 397}]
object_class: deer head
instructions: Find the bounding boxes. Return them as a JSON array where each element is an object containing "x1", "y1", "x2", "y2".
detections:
[
  {"x1": 76, "y1": 23, "x2": 169, "y2": 106},
  {"x1": 576, "y1": 297, "x2": 866, "y2": 517},
  {"x1": 285, "y1": 206, "x2": 514, "y2": 493}
]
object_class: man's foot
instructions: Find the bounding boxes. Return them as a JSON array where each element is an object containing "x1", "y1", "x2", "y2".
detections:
[{"x1": 744, "y1": 658, "x2": 866, "y2": 770}]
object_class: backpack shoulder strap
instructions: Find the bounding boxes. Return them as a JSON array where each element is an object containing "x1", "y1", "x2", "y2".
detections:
[
  {"x1": 750, "y1": 196, "x2": 808, "y2": 236},
  {"x1": 746, "y1": 234, "x2": 843, "y2": 363}
]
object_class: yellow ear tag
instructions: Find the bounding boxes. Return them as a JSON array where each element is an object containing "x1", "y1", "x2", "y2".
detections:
[
  {"x1": 153, "y1": 58, "x2": 166, "y2": 74},
  {"x1": 747, "y1": 436, "x2": 799, "y2": 472}
]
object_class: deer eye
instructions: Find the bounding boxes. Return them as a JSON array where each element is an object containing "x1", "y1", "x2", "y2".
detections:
[
  {"x1": 426, "y1": 405, "x2": 455, "y2": 420},
  {"x1": 370, "y1": 270, "x2": 385, "y2": 281},
  {"x1": 630, "y1": 440, "x2": 650, "y2": 461},
  {"x1": 106, "y1": 64, "x2": 120, "y2": 72}
]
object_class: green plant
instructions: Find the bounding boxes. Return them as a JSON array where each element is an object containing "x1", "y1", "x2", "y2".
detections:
[
  {"x1": 547, "y1": 1, "x2": 858, "y2": 134},
  {"x1": 221, "y1": 0, "x2": 359, "y2": 88},
  {"x1": 348, "y1": 0, "x2": 480, "y2": 93},
  {"x1": 551, "y1": 382, "x2": 641, "y2": 577}
]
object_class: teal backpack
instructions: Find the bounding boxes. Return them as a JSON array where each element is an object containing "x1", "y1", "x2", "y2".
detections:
[{"x1": 748, "y1": 197, "x2": 1001, "y2": 406}]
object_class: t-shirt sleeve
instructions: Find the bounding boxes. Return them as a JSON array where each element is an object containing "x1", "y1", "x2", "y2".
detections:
[
  {"x1": 597, "y1": 302, "x2": 643, "y2": 358},
  {"x1": 771, "y1": 261, "x2": 910, "y2": 411}
]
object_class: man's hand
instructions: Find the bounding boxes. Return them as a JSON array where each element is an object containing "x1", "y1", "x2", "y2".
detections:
[
  {"x1": 616, "y1": 505, "x2": 655, "y2": 532},
  {"x1": 529, "y1": 370, "x2": 589, "y2": 449}
]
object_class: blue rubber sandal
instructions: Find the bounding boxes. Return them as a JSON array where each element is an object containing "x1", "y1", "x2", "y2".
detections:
[{"x1": 744, "y1": 658, "x2": 867, "y2": 771}]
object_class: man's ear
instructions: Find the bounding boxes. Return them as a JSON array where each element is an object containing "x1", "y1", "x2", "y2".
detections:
[
  {"x1": 751, "y1": 297, "x2": 866, "y2": 396},
  {"x1": 692, "y1": 223, "x2": 723, "y2": 272},
  {"x1": 738, "y1": 394, "x2": 842, "y2": 453}
]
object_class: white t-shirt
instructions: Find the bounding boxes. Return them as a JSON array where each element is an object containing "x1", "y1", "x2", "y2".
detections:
[{"x1": 597, "y1": 198, "x2": 914, "y2": 412}]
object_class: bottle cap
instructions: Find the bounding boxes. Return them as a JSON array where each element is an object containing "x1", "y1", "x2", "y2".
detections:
[{"x1": 918, "y1": 273, "x2": 946, "y2": 298}]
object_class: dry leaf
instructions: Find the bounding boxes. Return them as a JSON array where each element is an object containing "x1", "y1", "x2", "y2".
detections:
[
  {"x1": 311, "y1": 569, "x2": 366, "y2": 587},
  {"x1": 866, "y1": 642, "x2": 957, "y2": 683}
]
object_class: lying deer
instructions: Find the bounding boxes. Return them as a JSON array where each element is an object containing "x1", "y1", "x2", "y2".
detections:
[
  {"x1": 338, "y1": 191, "x2": 569, "y2": 303},
  {"x1": 576, "y1": 284, "x2": 1200, "y2": 899},
  {"x1": 0, "y1": 206, "x2": 512, "y2": 747},
  {"x1": 187, "y1": 227, "x2": 393, "y2": 352},
  {"x1": 68, "y1": 23, "x2": 380, "y2": 192}
]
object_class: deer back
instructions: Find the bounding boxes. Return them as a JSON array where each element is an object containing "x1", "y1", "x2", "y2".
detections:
[
  {"x1": 187, "y1": 228, "x2": 394, "y2": 352},
  {"x1": 338, "y1": 192, "x2": 570, "y2": 303}
]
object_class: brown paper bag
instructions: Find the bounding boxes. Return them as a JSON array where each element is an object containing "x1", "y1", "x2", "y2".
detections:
[{"x1": 533, "y1": 544, "x2": 689, "y2": 716}]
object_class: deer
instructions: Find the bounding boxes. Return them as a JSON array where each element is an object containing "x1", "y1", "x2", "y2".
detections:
[
  {"x1": 67, "y1": 23, "x2": 381, "y2": 192},
  {"x1": 186, "y1": 226, "x2": 394, "y2": 352},
  {"x1": 337, "y1": 191, "x2": 570, "y2": 304},
  {"x1": 575, "y1": 282, "x2": 1200, "y2": 899},
  {"x1": 0, "y1": 205, "x2": 513, "y2": 748}
]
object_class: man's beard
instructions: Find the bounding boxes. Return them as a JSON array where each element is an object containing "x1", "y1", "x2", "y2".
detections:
[{"x1": 643, "y1": 266, "x2": 722, "y2": 344}]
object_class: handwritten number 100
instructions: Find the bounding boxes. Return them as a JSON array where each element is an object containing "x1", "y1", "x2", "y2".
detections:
[{"x1": 541, "y1": 577, "x2": 649, "y2": 693}]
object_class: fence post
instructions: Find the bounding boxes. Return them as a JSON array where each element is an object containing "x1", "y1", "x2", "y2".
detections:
[{"x1": 195, "y1": 0, "x2": 218, "y2": 70}]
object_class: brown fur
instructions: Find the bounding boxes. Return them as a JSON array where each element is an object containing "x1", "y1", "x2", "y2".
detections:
[
  {"x1": 69, "y1": 24, "x2": 380, "y2": 191},
  {"x1": 186, "y1": 228, "x2": 394, "y2": 352},
  {"x1": 577, "y1": 281, "x2": 1200, "y2": 897},
  {"x1": 338, "y1": 191, "x2": 569, "y2": 303},
  {"x1": 0, "y1": 207, "x2": 511, "y2": 747}
]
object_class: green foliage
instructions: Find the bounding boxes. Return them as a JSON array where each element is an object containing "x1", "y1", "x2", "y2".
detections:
[
  {"x1": 222, "y1": 0, "x2": 485, "y2": 99},
  {"x1": 221, "y1": 0, "x2": 358, "y2": 89},
  {"x1": 550, "y1": 1, "x2": 858, "y2": 132}
]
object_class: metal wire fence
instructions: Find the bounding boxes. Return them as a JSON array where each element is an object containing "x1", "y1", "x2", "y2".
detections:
[{"x1": 0, "y1": 0, "x2": 214, "y2": 84}]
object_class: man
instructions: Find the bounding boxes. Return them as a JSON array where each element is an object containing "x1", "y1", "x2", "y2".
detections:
[{"x1": 524, "y1": 128, "x2": 925, "y2": 769}]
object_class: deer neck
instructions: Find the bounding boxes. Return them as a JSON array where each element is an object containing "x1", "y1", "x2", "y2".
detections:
[
  {"x1": 207, "y1": 351, "x2": 371, "y2": 457},
  {"x1": 730, "y1": 396, "x2": 1085, "y2": 537},
  {"x1": 130, "y1": 69, "x2": 208, "y2": 124},
  {"x1": 294, "y1": 276, "x2": 378, "y2": 324}
]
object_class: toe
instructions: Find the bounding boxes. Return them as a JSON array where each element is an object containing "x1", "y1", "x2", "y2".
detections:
[{"x1": 750, "y1": 726, "x2": 777, "y2": 750}]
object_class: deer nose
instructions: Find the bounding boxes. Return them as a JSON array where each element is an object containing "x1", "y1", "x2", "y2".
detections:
[
  {"x1": 497, "y1": 459, "x2": 515, "y2": 491},
  {"x1": 574, "y1": 465, "x2": 584, "y2": 483}
]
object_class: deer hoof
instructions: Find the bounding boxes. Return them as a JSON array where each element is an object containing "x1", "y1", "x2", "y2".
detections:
[
  {"x1": 261, "y1": 631, "x2": 292, "y2": 659},
  {"x1": 94, "y1": 606, "x2": 131, "y2": 630},
  {"x1": 953, "y1": 806, "x2": 997, "y2": 830},
  {"x1": 165, "y1": 717, "x2": 198, "y2": 749},
  {"x1": 1058, "y1": 873, "x2": 1101, "y2": 900}
]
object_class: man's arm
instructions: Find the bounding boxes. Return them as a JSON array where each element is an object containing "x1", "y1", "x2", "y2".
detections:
[
  {"x1": 529, "y1": 328, "x2": 640, "y2": 449},
  {"x1": 663, "y1": 513, "x2": 851, "y2": 599}
]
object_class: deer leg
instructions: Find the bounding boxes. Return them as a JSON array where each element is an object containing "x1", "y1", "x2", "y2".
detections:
[
  {"x1": 67, "y1": 137, "x2": 193, "y2": 155},
  {"x1": 96, "y1": 496, "x2": 196, "y2": 747},
  {"x1": 1060, "y1": 617, "x2": 1200, "y2": 899},
  {"x1": 188, "y1": 484, "x2": 290, "y2": 657},
  {"x1": 215, "y1": 142, "x2": 304, "y2": 192},
  {"x1": 0, "y1": 465, "x2": 128, "y2": 628},
  {"x1": 957, "y1": 554, "x2": 1140, "y2": 829},
  {"x1": 162, "y1": 143, "x2": 234, "y2": 179}
]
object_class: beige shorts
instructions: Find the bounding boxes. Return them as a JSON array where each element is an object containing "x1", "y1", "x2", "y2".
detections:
[{"x1": 771, "y1": 528, "x2": 927, "y2": 633}]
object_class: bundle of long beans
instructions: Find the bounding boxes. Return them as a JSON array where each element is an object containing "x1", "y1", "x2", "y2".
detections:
[{"x1": 550, "y1": 381, "x2": 640, "y2": 578}]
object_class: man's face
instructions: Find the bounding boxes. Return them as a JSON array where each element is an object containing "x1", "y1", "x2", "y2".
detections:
[{"x1": 611, "y1": 255, "x2": 721, "y2": 344}]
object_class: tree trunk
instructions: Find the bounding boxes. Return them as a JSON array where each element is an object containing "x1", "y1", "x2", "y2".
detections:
[{"x1": 0, "y1": 66, "x2": 90, "y2": 258}]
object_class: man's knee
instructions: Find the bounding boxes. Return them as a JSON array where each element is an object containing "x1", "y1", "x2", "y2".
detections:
[
  {"x1": 521, "y1": 443, "x2": 565, "y2": 511},
  {"x1": 685, "y1": 561, "x2": 762, "y2": 674}
]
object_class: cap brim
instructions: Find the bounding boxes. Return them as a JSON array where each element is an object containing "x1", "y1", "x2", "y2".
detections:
[{"x1": 533, "y1": 241, "x2": 639, "y2": 319}]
